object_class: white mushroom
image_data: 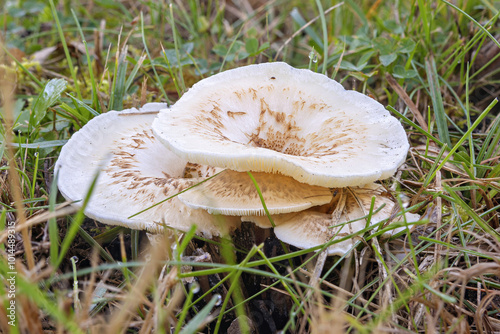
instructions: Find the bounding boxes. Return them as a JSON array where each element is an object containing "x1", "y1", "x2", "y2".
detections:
[
  {"x1": 243, "y1": 183, "x2": 420, "y2": 256},
  {"x1": 178, "y1": 169, "x2": 333, "y2": 216},
  {"x1": 55, "y1": 103, "x2": 240, "y2": 237},
  {"x1": 152, "y1": 62, "x2": 409, "y2": 188}
]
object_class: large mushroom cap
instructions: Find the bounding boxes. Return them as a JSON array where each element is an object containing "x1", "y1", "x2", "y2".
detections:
[
  {"x1": 152, "y1": 62, "x2": 409, "y2": 188},
  {"x1": 55, "y1": 103, "x2": 240, "y2": 237}
]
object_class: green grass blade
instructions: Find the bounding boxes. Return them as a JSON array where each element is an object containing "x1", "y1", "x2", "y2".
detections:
[
  {"x1": 179, "y1": 294, "x2": 221, "y2": 334},
  {"x1": 169, "y1": 3, "x2": 186, "y2": 93},
  {"x1": 71, "y1": 9, "x2": 101, "y2": 113},
  {"x1": 213, "y1": 245, "x2": 259, "y2": 334},
  {"x1": 477, "y1": 114, "x2": 500, "y2": 164},
  {"x1": 29, "y1": 151, "x2": 39, "y2": 199},
  {"x1": 140, "y1": 12, "x2": 171, "y2": 103},
  {"x1": 67, "y1": 94, "x2": 100, "y2": 118},
  {"x1": 441, "y1": 0, "x2": 500, "y2": 49},
  {"x1": 290, "y1": 8, "x2": 323, "y2": 48},
  {"x1": 55, "y1": 169, "x2": 100, "y2": 269},
  {"x1": 425, "y1": 57, "x2": 451, "y2": 146},
  {"x1": 58, "y1": 102, "x2": 90, "y2": 125},
  {"x1": 109, "y1": 47, "x2": 128, "y2": 111},
  {"x1": 417, "y1": 0, "x2": 432, "y2": 47},
  {"x1": 388, "y1": 106, "x2": 445, "y2": 146},
  {"x1": 443, "y1": 185, "x2": 500, "y2": 243},
  {"x1": 48, "y1": 0, "x2": 83, "y2": 101},
  {"x1": 49, "y1": 168, "x2": 60, "y2": 267},
  {"x1": 425, "y1": 98, "x2": 497, "y2": 185},
  {"x1": 315, "y1": 0, "x2": 329, "y2": 74},
  {"x1": 124, "y1": 54, "x2": 147, "y2": 95},
  {"x1": 245, "y1": 171, "x2": 276, "y2": 228}
]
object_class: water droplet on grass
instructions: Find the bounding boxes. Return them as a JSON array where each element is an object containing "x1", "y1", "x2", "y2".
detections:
[
  {"x1": 215, "y1": 294, "x2": 222, "y2": 306},
  {"x1": 190, "y1": 282, "x2": 200, "y2": 293},
  {"x1": 309, "y1": 50, "x2": 318, "y2": 63}
]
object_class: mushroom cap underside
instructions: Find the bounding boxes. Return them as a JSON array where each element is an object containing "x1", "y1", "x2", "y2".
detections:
[
  {"x1": 56, "y1": 103, "x2": 338, "y2": 236},
  {"x1": 55, "y1": 103, "x2": 240, "y2": 237},
  {"x1": 153, "y1": 62, "x2": 409, "y2": 188},
  {"x1": 243, "y1": 183, "x2": 420, "y2": 256},
  {"x1": 178, "y1": 169, "x2": 333, "y2": 216}
]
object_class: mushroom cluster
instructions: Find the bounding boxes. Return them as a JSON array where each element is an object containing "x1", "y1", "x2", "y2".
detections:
[{"x1": 56, "y1": 62, "x2": 419, "y2": 256}]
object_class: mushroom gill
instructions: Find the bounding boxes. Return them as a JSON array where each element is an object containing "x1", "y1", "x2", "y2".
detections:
[{"x1": 243, "y1": 184, "x2": 420, "y2": 256}]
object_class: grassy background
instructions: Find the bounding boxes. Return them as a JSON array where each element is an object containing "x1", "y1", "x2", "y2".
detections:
[{"x1": 1, "y1": 0, "x2": 500, "y2": 333}]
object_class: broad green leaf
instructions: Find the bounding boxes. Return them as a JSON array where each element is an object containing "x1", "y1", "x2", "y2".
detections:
[
  {"x1": 397, "y1": 38, "x2": 417, "y2": 53},
  {"x1": 258, "y1": 42, "x2": 270, "y2": 53},
  {"x1": 247, "y1": 27, "x2": 258, "y2": 38},
  {"x1": 245, "y1": 37, "x2": 259, "y2": 55},
  {"x1": 340, "y1": 60, "x2": 366, "y2": 72},
  {"x1": 30, "y1": 78, "x2": 67, "y2": 128},
  {"x1": 212, "y1": 44, "x2": 228, "y2": 56},
  {"x1": 392, "y1": 65, "x2": 417, "y2": 78},
  {"x1": 383, "y1": 20, "x2": 403, "y2": 34},
  {"x1": 358, "y1": 51, "x2": 375, "y2": 66},
  {"x1": 379, "y1": 53, "x2": 397, "y2": 66},
  {"x1": 372, "y1": 37, "x2": 393, "y2": 55}
]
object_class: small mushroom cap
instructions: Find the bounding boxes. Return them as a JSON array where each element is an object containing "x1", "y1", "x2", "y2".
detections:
[
  {"x1": 55, "y1": 103, "x2": 240, "y2": 237},
  {"x1": 153, "y1": 62, "x2": 409, "y2": 188},
  {"x1": 243, "y1": 184, "x2": 420, "y2": 256},
  {"x1": 178, "y1": 170, "x2": 333, "y2": 216}
]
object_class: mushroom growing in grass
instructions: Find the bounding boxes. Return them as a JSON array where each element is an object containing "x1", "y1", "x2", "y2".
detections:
[
  {"x1": 152, "y1": 62, "x2": 417, "y2": 254},
  {"x1": 152, "y1": 62, "x2": 409, "y2": 188},
  {"x1": 177, "y1": 169, "x2": 333, "y2": 216},
  {"x1": 55, "y1": 103, "x2": 335, "y2": 238},
  {"x1": 243, "y1": 183, "x2": 421, "y2": 256},
  {"x1": 55, "y1": 103, "x2": 240, "y2": 237}
]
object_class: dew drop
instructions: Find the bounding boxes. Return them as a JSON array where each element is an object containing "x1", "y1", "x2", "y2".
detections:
[
  {"x1": 190, "y1": 282, "x2": 200, "y2": 294},
  {"x1": 308, "y1": 50, "x2": 318, "y2": 63},
  {"x1": 214, "y1": 294, "x2": 222, "y2": 306},
  {"x1": 70, "y1": 256, "x2": 78, "y2": 263},
  {"x1": 398, "y1": 194, "x2": 409, "y2": 208}
]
